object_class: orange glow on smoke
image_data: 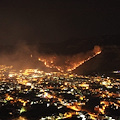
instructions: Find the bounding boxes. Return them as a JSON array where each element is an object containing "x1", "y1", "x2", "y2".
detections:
[{"x1": 38, "y1": 46, "x2": 101, "y2": 72}]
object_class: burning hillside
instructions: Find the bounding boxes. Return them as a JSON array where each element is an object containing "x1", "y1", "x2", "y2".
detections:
[{"x1": 38, "y1": 46, "x2": 101, "y2": 72}]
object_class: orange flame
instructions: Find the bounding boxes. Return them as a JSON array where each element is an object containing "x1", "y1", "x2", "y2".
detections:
[{"x1": 38, "y1": 46, "x2": 101, "y2": 72}]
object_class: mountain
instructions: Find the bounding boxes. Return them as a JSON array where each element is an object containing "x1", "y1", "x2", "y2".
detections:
[
  {"x1": 37, "y1": 34, "x2": 120, "y2": 55},
  {"x1": 73, "y1": 45, "x2": 120, "y2": 77},
  {"x1": 0, "y1": 34, "x2": 120, "y2": 76}
]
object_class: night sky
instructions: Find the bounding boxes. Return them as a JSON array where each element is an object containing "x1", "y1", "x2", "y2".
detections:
[{"x1": 0, "y1": 0, "x2": 120, "y2": 45}]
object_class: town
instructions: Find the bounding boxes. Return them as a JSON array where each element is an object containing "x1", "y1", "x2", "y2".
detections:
[{"x1": 0, "y1": 65, "x2": 120, "y2": 120}]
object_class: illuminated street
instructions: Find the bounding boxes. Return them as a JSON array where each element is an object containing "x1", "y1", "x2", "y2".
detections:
[{"x1": 0, "y1": 65, "x2": 120, "y2": 120}]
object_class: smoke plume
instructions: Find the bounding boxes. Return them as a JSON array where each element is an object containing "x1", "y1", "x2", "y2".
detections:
[
  {"x1": 38, "y1": 45, "x2": 101, "y2": 72},
  {"x1": 0, "y1": 42, "x2": 101, "y2": 72}
]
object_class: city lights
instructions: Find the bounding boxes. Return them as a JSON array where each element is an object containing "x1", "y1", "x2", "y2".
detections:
[{"x1": 0, "y1": 65, "x2": 119, "y2": 119}]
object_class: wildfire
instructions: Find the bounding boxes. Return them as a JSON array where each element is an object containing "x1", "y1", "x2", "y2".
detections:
[{"x1": 38, "y1": 46, "x2": 101, "y2": 72}]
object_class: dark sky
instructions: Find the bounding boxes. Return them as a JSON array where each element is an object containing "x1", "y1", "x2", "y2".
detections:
[{"x1": 0, "y1": 0, "x2": 120, "y2": 45}]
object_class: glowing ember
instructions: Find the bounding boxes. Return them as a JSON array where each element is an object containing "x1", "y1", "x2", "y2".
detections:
[{"x1": 38, "y1": 46, "x2": 101, "y2": 72}]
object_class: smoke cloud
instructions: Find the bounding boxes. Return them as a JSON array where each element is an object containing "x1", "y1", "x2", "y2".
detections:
[
  {"x1": 38, "y1": 45, "x2": 101, "y2": 72},
  {"x1": 0, "y1": 42, "x2": 40, "y2": 70},
  {"x1": 0, "y1": 42, "x2": 101, "y2": 72}
]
